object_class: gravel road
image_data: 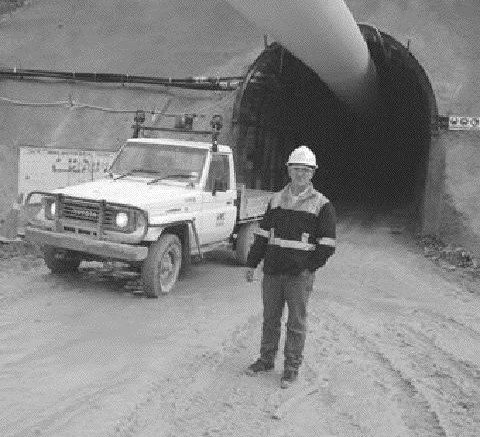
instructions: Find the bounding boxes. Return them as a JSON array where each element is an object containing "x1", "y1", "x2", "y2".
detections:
[{"x1": 0, "y1": 216, "x2": 479, "y2": 437}]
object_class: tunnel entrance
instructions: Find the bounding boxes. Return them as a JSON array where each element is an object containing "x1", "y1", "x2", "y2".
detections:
[{"x1": 232, "y1": 25, "x2": 440, "y2": 230}]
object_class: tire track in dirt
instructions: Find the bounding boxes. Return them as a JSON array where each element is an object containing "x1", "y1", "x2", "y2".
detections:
[
  {"x1": 108, "y1": 311, "x2": 338, "y2": 437},
  {"x1": 393, "y1": 323, "x2": 480, "y2": 435},
  {"x1": 401, "y1": 309, "x2": 480, "y2": 382},
  {"x1": 6, "y1": 368, "x2": 136, "y2": 437},
  {"x1": 108, "y1": 313, "x2": 282, "y2": 437},
  {"x1": 410, "y1": 308, "x2": 480, "y2": 366},
  {"x1": 1, "y1": 257, "x2": 265, "y2": 437},
  {"x1": 319, "y1": 302, "x2": 480, "y2": 437},
  {"x1": 414, "y1": 308, "x2": 480, "y2": 337},
  {"x1": 307, "y1": 308, "x2": 449, "y2": 437}
]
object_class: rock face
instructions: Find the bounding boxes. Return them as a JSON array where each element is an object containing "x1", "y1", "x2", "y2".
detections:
[
  {"x1": 0, "y1": 0, "x2": 263, "y2": 220},
  {"x1": 1, "y1": 0, "x2": 480, "y2": 254}
]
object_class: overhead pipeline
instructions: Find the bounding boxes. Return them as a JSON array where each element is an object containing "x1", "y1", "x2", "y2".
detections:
[{"x1": 225, "y1": 0, "x2": 379, "y2": 113}]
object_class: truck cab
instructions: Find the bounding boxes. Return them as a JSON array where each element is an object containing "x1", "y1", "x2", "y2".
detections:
[{"x1": 108, "y1": 137, "x2": 238, "y2": 246}]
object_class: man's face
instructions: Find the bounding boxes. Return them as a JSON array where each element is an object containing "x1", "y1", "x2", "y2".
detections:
[{"x1": 288, "y1": 165, "x2": 315, "y2": 189}]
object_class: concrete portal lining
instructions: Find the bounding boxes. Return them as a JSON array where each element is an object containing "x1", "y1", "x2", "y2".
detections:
[{"x1": 231, "y1": 25, "x2": 443, "y2": 235}]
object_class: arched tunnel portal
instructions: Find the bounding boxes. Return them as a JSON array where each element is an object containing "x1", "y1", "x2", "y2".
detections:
[{"x1": 231, "y1": 24, "x2": 441, "y2": 231}]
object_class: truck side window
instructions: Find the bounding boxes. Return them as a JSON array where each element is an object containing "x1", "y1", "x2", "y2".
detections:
[{"x1": 206, "y1": 154, "x2": 230, "y2": 192}]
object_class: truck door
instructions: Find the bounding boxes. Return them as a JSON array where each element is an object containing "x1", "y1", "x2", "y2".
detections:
[{"x1": 200, "y1": 153, "x2": 237, "y2": 245}]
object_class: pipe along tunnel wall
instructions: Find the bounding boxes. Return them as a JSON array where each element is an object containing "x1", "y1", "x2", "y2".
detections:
[
  {"x1": 0, "y1": 27, "x2": 442, "y2": 239},
  {"x1": 4, "y1": 0, "x2": 477, "y2": 248},
  {"x1": 231, "y1": 25, "x2": 441, "y2": 234}
]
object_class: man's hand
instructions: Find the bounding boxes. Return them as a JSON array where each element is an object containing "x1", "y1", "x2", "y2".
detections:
[{"x1": 246, "y1": 267, "x2": 255, "y2": 282}]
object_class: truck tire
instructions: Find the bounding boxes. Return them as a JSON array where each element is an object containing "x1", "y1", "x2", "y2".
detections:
[
  {"x1": 142, "y1": 234, "x2": 182, "y2": 297},
  {"x1": 236, "y1": 222, "x2": 259, "y2": 265},
  {"x1": 43, "y1": 246, "x2": 81, "y2": 274}
]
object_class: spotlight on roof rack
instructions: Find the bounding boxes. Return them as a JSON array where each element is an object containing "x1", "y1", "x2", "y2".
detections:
[
  {"x1": 132, "y1": 110, "x2": 146, "y2": 138},
  {"x1": 134, "y1": 110, "x2": 146, "y2": 124},
  {"x1": 210, "y1": 114, "x2": 223, "y2": 152},
  {"x1": 174, "y1": 114, "x2": 194, "y2": 130}
]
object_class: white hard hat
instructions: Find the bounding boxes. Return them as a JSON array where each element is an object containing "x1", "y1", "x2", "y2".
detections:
[{"x1": 286, "y1": 145, "x2": 317, "y2": 169}]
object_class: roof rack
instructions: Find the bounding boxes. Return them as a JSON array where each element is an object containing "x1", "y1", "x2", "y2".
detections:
[{"x1": 132, "y1": 110, "x2": 223, "y2": 151}]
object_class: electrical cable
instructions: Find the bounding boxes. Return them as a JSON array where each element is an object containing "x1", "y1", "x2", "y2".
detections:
[
  {"x1": 0, "y1": 96, "x2": 69, "y2": 107},
  {"x1": 0, "y1": 95, "x2": 209, "y2": 118},
  {"x1": 0, "y1": 68, "x2": 244, "y2": 91}
]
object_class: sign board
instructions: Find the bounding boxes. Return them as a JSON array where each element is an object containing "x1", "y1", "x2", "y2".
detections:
[
  {"x1": 18, "y1": 146, "x2": 116, "y2": 200},
  {"x1": 448, "y1": 116, "x2": 480, "y2": 131}
]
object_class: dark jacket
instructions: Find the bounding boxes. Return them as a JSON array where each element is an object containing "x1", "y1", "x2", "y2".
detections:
[{"x1": 246, "y1": 183, "x2": 336, "y2": 275}]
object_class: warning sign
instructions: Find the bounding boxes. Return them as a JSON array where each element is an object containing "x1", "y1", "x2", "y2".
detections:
[
  {"x1": 18, "y1": 146, "x2": 116, "y2": 199},
  {"x1": 448, "y1": 116, "x2": 480, "y2": 131}
]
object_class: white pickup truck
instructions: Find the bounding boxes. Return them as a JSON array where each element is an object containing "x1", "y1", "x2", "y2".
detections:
[{"x1": 24, "y1": 125, "x2": 272, "y2": 297}]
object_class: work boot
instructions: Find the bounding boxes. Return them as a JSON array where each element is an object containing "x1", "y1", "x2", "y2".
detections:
[
  {"x1": 246, "y1": 358, "x2": 274, "y2": 375},
  {"x1": 280, "y1": 368, "x2": 298, "y2": 389}
]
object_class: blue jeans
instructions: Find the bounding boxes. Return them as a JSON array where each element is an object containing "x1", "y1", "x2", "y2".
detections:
[{"x1": 260, "y1": 271, "x2": 314, "y2": 370}]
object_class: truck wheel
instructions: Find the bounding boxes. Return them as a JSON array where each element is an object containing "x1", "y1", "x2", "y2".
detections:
[
  {"x1": 236, "y1": 222, "x2": 259, "y2": 265},
  {"x1": 43, "y1": 246, "x2": 81, "y2": 273},
  {"x1": 142, "y1": 234, "x2": 182, "y2": 297}
]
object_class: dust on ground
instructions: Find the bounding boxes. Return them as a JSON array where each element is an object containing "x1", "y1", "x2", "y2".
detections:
[{"x1": 0, "y1": 216, "x2": 479, "y2": 437}]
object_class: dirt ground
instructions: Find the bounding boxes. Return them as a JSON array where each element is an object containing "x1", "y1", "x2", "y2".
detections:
[
  {"x1": 1, "y1": 2, "x2": 480, "y2": 436},
  {"x1": 0, "y1": 214, "x2": 479, "y2": 437}
]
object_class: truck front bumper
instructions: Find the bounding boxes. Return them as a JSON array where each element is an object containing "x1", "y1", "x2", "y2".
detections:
[{"x1": 25, "y1": 227, "x2": 148, "y2": 262}]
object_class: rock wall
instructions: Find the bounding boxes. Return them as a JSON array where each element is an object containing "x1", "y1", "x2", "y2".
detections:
[
  {"x1": 0, "y1": 0, "x2": 262, "y2": 222},
  {"x1": 0, "y1": 144, "x2": 17, "y2": 217},
  {"x1": 1, "y1": 0, "x2": 480, "y2": 254}
]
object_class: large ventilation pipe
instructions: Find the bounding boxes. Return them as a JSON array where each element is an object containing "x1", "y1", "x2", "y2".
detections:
[{"x1": 225, "y1": 0, "x2": 378, "y2": 114}]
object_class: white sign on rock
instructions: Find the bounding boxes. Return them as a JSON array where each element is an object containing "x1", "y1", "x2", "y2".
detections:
[
  {"x1": 18, "y1": 146, "x2": 116, "y2": 200},
  {"x1": 448, "y1": 116, "x2": 480, "y2": 130}
]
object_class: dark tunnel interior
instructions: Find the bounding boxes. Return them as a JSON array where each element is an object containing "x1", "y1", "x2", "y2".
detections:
[{"x1": 233, "y1": 26, "x2": 436, "y2": 222}]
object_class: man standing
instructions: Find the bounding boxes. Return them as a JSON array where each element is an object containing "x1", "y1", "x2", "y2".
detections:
[{"x1": 245, "y1": 145, "x2": 336, "y2": 388}]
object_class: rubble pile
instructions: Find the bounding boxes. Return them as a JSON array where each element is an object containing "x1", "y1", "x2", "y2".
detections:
[{"x1": 418, "y1": 234, "x2": 480, "y2": 276}]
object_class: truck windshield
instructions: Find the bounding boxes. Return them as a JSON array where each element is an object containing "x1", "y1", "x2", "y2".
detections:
[{"x1": 110, "y1": 143, "x2": 207, "y2": 183}]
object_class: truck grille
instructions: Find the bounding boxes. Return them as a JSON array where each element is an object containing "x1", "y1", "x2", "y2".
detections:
[
  {"x1": 25, "y1": 191, "x2": 148, "y2": 241},
  {"x1": 61, "y1": 200, "x2": 115, "y2": 227}
]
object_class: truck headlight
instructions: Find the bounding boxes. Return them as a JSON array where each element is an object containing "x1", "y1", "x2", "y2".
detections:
[{"x1": 115, "y1": 212, "x2": 129, "y2": 228}]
